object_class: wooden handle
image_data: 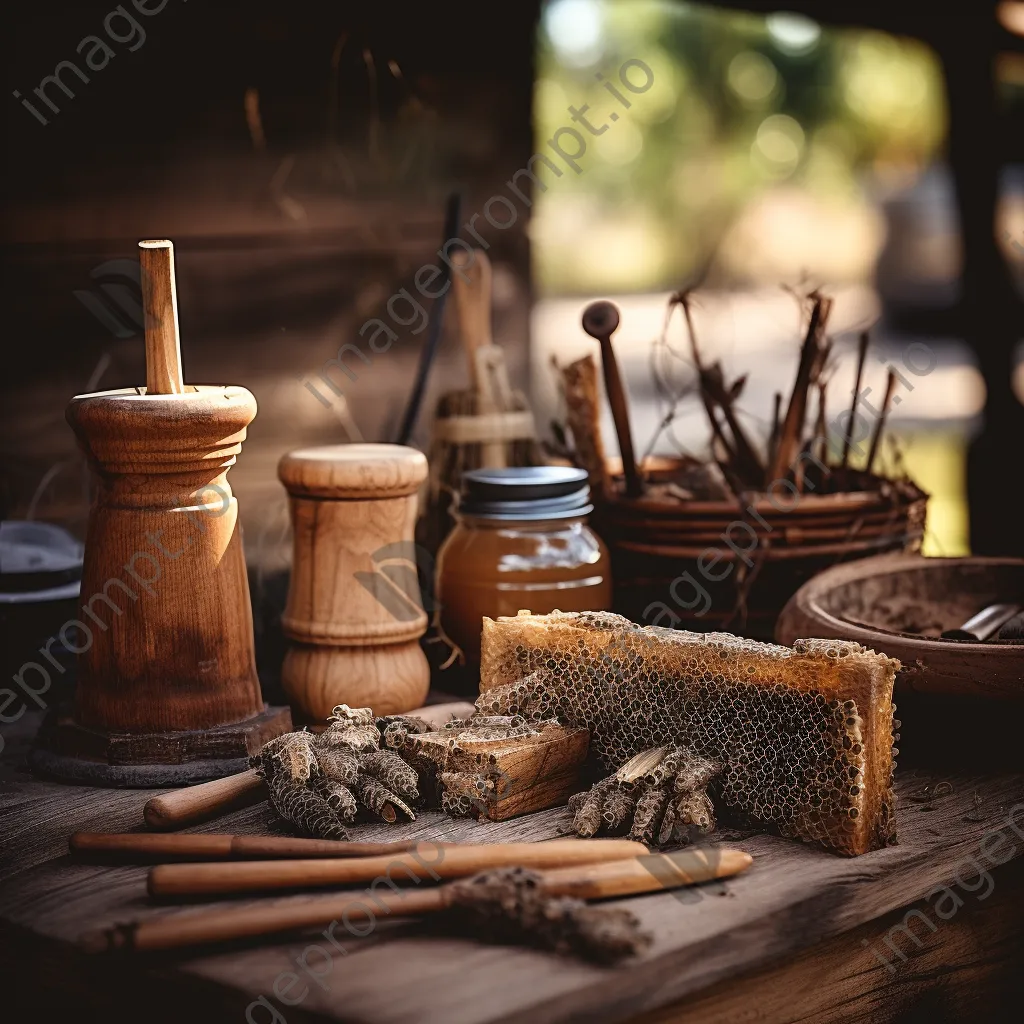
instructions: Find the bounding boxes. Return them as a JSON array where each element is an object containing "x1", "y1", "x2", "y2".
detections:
[
  {"x1": 538, "y1": 847, "x2": 753, "y2": 899},
  {"x1": 147, "y1": 838, "x2": 648, "y2": 898},
  {"x1": 139, "y1": 239, "x2": 184, "y2": 395},
  {"x1": 143, "y1": 770, "x2": 266, "y2": 830},
  {"x1": 69, "y1": 832, "x2": 426, "y2": 861},
  {"x1": 451, "y1": 248, "x2": 494, "y2": 381},
  {"x1": 83, "y1": 848, "x2": 751, "y2": 953},
  {"x1": 84, "y1": 887, "x2": 451, "y2": 953},
  {"x1": 582, "y1": 301, "x2": 641, "y2": 497},
  {"x1": 451, "y1": 249, "x2": 506, "y2": 466}
]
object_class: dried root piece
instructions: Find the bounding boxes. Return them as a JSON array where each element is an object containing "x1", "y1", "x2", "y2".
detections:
[
  {"x1": 446, "y1": 866, "x2": 650, "y2": 963},
  {"x1": 318, "y1": 781, "x2": 358, "y2": 822},
  {"x1": 314, "y1": 746, "x2": 359, "y2": 786},
  {"x1": 566, "y1": 744, "x2": 723, "y2": 845},
  {"x1": 267, "y1": 773, "x2": 348, "y2": 841},
  {"x1": 355, "y1": 776, "x2": 416, "y2": 822},
  {"x1": 250, "y1": 705, "x2": 433, "y2": 838},
  {"x1": 321, "y1": 704, "x2": 381, "y2": 752}
]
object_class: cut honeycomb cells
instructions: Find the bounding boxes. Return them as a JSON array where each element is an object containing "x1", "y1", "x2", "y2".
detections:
[{"x1": 478, "y1": 611, "x2": 899, "y2": 856}]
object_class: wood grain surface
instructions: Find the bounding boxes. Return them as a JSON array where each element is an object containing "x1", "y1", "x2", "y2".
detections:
[{"x1": 2, "y1": 710, "x2": 1023, "y2": 1024}]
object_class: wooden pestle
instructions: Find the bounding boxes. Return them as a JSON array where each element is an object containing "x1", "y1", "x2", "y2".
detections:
[
  {"x1": 139, "y1": 239, "x2": 185, "y2": 395},
  {"x1": 70, "y1": 832, "x2": 427, "y2": 862},
  {"x1": 581, "y1": 300, "x2": 642, "y2": 498},
  {"x1": 141, "y1": 701, "x2": 475, "y2": 830},
  {"x1": 147, "y1": 839, "x2": 650, "y2": 898},
  {"x1": 83, "y1": 849, "x2": 753, "y2": 952}
]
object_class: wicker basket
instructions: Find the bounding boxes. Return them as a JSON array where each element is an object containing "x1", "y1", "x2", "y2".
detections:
[{"x1": 597, "y1": 459, "x2": 927, "y2": 641}]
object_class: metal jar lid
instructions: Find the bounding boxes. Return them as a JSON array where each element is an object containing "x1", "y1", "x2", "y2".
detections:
[{"x1": 459, "y1": 467, "x2": 593, "y2": 521}]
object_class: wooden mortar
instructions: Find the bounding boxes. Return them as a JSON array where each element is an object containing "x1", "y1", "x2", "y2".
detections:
[
  {"x1": 31, "y1": 240, "x2": 291, "y2": 784},
  {"x1": 278, "y1": 443, "x2": 430, "y2": 718}
]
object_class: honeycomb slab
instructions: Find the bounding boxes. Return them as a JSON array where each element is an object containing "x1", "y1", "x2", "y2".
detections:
[{"x1": 478, "y1": 610, "x2": 899, "y2": 856}]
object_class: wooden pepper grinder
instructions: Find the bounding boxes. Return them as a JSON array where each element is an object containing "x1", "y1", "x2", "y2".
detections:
[
  {"x1": 278, "y1": 444, "x2": 430, "y2": 720},
  {"x1": 31, "y1": 240, "x2": 291, "y2": 785}
]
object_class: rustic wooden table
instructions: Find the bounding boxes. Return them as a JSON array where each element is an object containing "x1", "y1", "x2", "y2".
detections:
[{"x1": 2, "y1": 711, "x2": 1023, "y2": 1024}]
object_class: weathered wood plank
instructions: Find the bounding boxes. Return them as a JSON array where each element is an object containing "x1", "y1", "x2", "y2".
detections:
[
  {"x1": 635, "y1": 857, "x2": 1024, "y2": 1024},
  {"x1": 3, "y1": 707, "x2": 1024, "y2": 1024}
]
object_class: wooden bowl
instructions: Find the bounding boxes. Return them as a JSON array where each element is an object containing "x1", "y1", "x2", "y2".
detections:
[{"x1": 776, "y1": 553, "x2": 1024, "y2": 699}]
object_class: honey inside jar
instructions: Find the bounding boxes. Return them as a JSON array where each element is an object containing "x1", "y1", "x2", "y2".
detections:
[{"x1": 436, "y1": 467, "x2": 612, "y2": 668}]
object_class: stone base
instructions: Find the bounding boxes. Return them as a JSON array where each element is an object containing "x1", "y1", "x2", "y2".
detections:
[{"x1": 29, "y1": 703, "x2": 292, "y2": 787}]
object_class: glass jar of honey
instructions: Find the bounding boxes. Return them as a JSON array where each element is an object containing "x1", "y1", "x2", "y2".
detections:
[{"x1": 436, "y1": 467, "x2": 612, "y2": 672}]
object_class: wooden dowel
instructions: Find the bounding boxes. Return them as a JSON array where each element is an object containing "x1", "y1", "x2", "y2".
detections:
[
  {"x1": 144, "y1": 770, "x2": 266, "y2": 831},
  {"x1": 138, "y1": 240, "x2": 184, "y2": 395},
  {"x1": 69, "y1": 832, "x2": 426, "y2": 862},
  {"x1": 147, "y1": 838, "x2": 649, "y2": 898},
  {"x1": 866, "y1": 369, "x2": 898, "y2": 474},
  {"x1": 82, "y1": 848, "x2": 752, "y2": 953},
  {"x1": 841, "y1": 330, "x2": 870, "y2": 469}
]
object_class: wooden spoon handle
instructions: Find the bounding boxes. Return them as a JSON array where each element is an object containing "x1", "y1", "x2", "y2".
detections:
[
  {"x1": 600, "y1": 336, "x2": 641, "y2": 497},
  {"x1": 138, "y1": 239, "x2": 184, "y2": 395},
  {"x1": 147, "y1": 839, "x2": 649, "y2": 898},
  {"x1": 82, "y1": 848, "x2": 752, "y2": 953},
  {"x1": 143, "y1": 770, "x2": 266, "y2": 831}
]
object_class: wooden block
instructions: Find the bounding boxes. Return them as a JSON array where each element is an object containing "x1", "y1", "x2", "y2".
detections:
[{"x1": 408, "y1": 722, "x2": 589, "y2": 821}]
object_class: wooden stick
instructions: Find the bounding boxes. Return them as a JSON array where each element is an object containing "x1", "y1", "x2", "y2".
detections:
[
  {"x1": 866, "y1": 369, "x2": 898, "y2": 474},
  {"x1": 767, "y1": 391, "x2": 783, "y2": 478},
  {"x1": 840, "y1": 330, "x2": 870, "y2": 469},
  {"x1": 69, "y1": 832, "x2": 426, "y2": 862},
  {"x1": 581, "y1": 301, "x2": 642, "y2": 497},
  {"x1": 82, "y1": 848, "x2": 752, "y2": 952},
  {"x1": 147, "y1": 838, "x2": 649, "y2": 898},
  {"x1": 138, "y1": 240, "x2": 184, "y2": 395},
  {"x1": 768, "y1": 295, "x2": 830, "y2": 482},
  {"x1": 680, "y1": 294, "x2": 735, "y2": 465},
  {"x1": 144, "y1": 770, "x2": 266, "y2": 831}
]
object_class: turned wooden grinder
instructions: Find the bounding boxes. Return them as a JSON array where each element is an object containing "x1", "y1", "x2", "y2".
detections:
[
  {"x1": 278, "y1": 444, "x2": 430, "y2": 719},
  {"x1": 32, "y1": 240, "x2": 291, "y2": 785}
]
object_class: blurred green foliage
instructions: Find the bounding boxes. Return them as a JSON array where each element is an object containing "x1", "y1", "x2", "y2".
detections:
[{"x1": 534, "y1": 0, "x2": 946, "y2": 294}]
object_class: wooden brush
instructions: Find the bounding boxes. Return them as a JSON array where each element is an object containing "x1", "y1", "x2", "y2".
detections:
[
  {"x1": 82, "y1": 848, "x2": 753, "y2": 952},
  {"x1": 147, "y1": 838, "x2": 649, "y2": 898}
]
